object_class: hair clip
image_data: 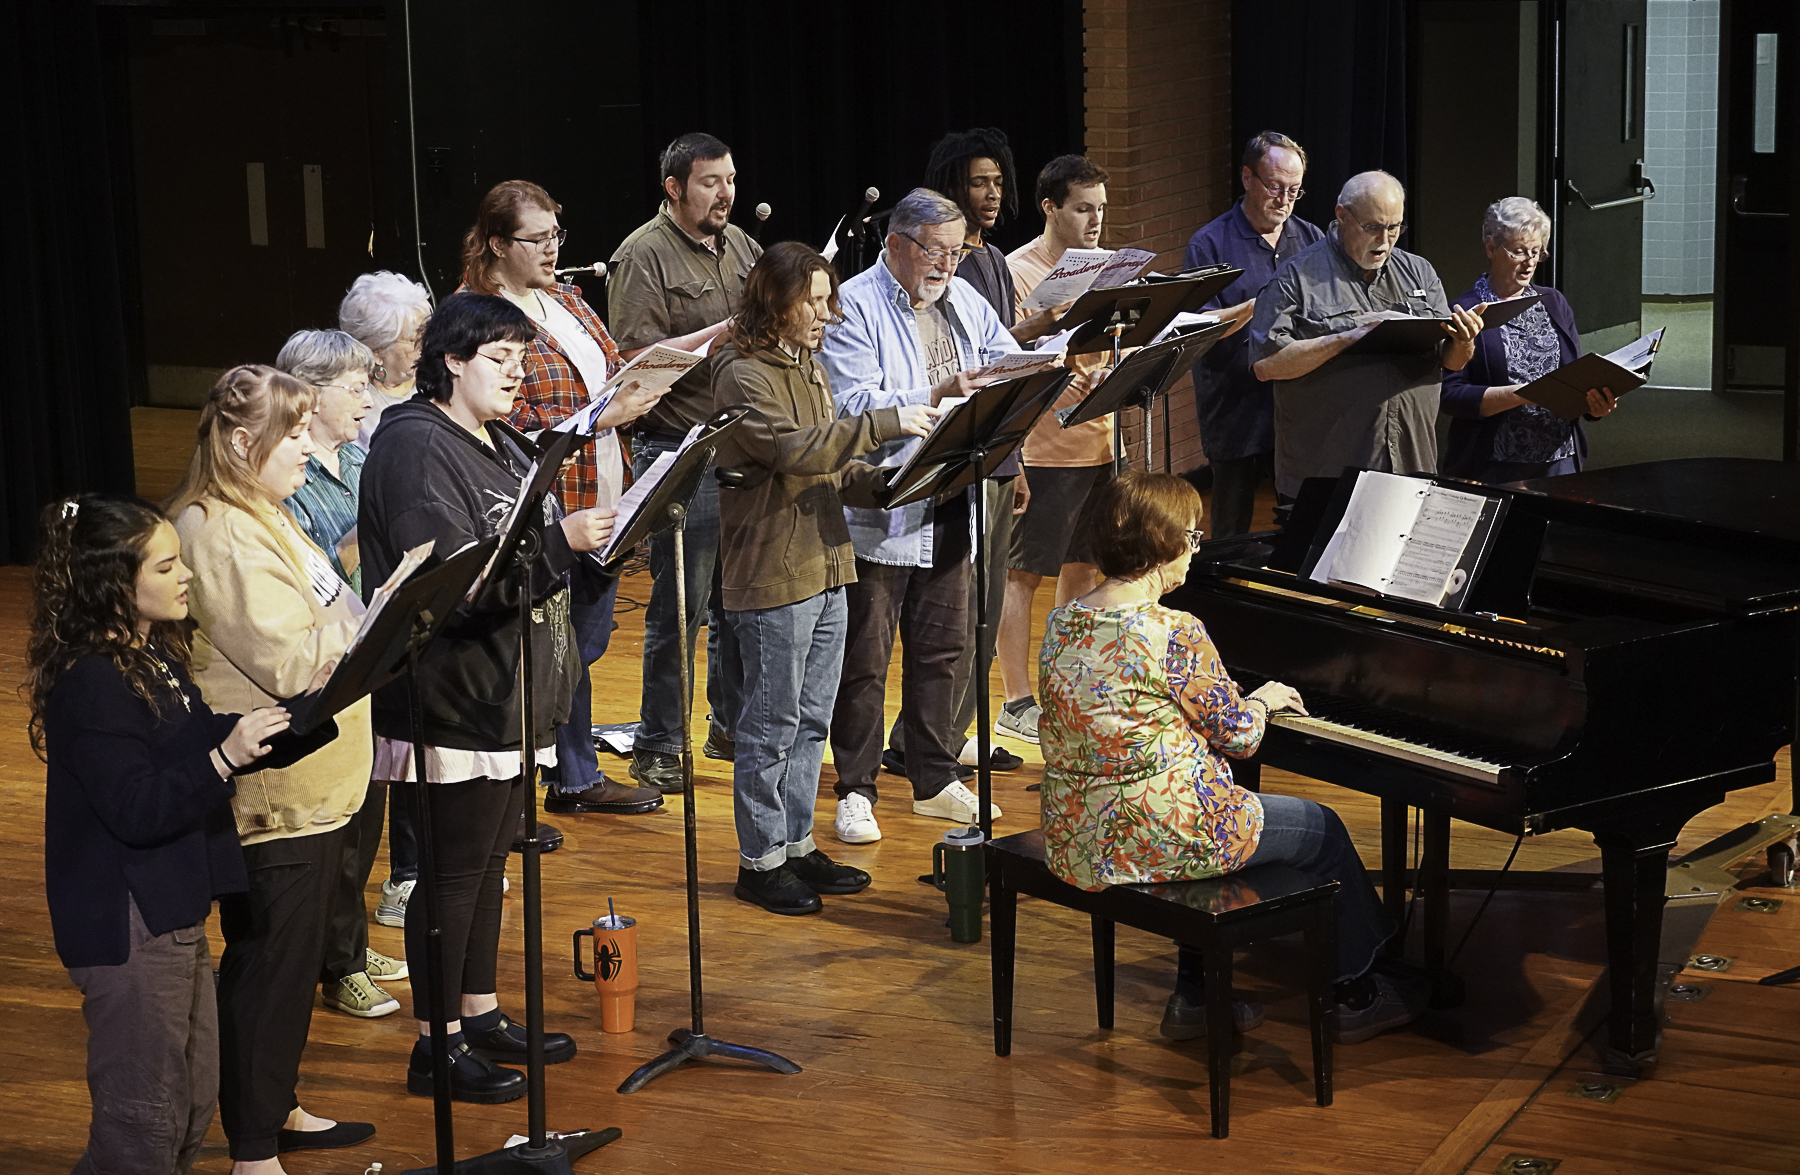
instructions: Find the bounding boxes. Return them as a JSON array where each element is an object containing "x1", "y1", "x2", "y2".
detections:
[{"x1": 61, "y1": 500, "x2": 79, "y2": 520}]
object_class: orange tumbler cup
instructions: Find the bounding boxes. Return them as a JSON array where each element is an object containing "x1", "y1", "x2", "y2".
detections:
[{"x1": 573, "y1": 914, "x2": 638, "y2": 1033}]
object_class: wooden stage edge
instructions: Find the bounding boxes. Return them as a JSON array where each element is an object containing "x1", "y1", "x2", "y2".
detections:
[{"x1": 0, "y1": 560, "x2": 1795, "y2": 1175}]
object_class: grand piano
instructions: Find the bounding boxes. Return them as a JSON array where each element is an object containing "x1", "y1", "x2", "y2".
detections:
[{"x1": 1165, "y1": 458, "x2": 1800, "y2": 1065}]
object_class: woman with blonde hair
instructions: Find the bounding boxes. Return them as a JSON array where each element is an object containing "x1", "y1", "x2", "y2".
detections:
[{"x1": 166, "y1": 365, "x2": 378, "y2": 1173}]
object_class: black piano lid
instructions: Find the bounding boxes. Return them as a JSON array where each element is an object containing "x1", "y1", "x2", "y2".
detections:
[{"x1": 1507, "y1": 458, "x2": 1800, "y2": 614}]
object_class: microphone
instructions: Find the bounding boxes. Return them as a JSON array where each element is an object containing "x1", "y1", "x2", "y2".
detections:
[
  {"x1": 554, "y1": 262, "x2": 608, "y2": 278},
  {"x1": 753, "y1": 202, "x2": 771, "y2": 243},
  {"x1": 851, "y1": 186, "x2": 879, "y2": 240}
]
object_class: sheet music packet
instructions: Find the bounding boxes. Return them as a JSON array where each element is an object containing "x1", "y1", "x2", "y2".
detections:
[
  {"x1": 342, "y1": 540, "x2": 435, "y2": 659},
  {"x1": 1340, "y1": 292, "x2": 1543, "y2": 356},
  {"x1": 1019, "y1": 246, "x2": 1158, "y2": 312},
  {"x1": 596, "y1": 421, "x2": 708, "y2": 564},
  {"x1": 1308, "y1": 472, "x2": 1496, "y2": 607}
]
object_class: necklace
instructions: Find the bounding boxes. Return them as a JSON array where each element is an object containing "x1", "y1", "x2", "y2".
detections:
[{"x1": 143, "y1": 647, "x2": 191, "y2": 711}]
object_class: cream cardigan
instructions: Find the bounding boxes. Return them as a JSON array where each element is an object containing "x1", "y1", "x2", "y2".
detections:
[{"x1": 175, "y1": 500, "x2": 373, "y2": 845}]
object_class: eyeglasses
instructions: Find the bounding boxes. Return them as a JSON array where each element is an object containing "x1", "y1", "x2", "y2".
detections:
[
  {"x1": 1499, "y1": 244, "x2": 1546, "y2": 261},
  {"x1": 1186, "y1": 527, "x2": 1207, "y2": 552},
  {"x1": 900, "y1": 231, "x2": 973, "y2": 268},
  {"x1": 473, "y1": 350, "x2": 528, "y2": 377},
  {"x1": 507, "y1": 227, "x2": 567, "y2": 252},
  {"x1": 1251, "y1": 173, "x2": 1305, "y2": 203},
  {"x1": 319, "y1": 381, "x2": 373, "y2": 397},
  {"x1": 1356, "y1": 220, "x2": 1408, "y2": 237}
]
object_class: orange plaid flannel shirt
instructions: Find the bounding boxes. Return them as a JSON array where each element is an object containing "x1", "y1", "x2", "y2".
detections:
[{"x1": 504, "y1": 282, "x2": 622, "y2": 513}]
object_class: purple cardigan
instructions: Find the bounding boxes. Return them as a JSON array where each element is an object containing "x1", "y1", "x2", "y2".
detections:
[{"x1": 1439, "y1": 282, "x2": 1584, "y2": 478}]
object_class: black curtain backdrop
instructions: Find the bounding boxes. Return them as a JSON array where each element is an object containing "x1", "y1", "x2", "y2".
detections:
[
  {"x1": 1231, "y1": 0, "x2": 1410, "y2": 233},
  {"x1": 0, "y1": 1, "x2": 140, "y2": 563},
  {"x1": 636, "y1": 0, "x2": 1086, "y2": 264}
]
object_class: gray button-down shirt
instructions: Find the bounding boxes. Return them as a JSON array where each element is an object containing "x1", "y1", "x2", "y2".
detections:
[
  {"x1": 1249, "y1": 227, "x2": 1450, "y2": 497},
  {"x1": 608, "y1": 203, "x2": 763, "y2": 434}
]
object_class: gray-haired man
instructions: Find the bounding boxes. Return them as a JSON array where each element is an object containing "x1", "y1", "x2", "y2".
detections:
[{"x1": 818, "y1": 188, "x2": 1020, "y2": 845}]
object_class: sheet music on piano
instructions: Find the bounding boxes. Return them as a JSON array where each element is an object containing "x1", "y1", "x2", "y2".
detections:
[{"x1": 1309, "y1": 471, "x2": 1503, "y2": 608}]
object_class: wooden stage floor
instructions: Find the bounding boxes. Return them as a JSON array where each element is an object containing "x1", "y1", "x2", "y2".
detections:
[{"x1": 1, "y1": 559, "x2": 1795, "y2": 1174}]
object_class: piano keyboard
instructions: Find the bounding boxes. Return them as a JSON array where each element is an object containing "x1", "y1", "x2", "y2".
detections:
[{"x1": 1269, "y1": 712, "x2": 1504, "y2": 784}]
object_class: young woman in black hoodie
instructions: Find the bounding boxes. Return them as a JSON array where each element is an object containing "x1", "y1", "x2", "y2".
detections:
[
  {"x1": 357, "y1": 291, "x2": 652, "y2": 1100},
  {"x1": 28, "y1": 494, "x2": 330, "y2": 1175}
]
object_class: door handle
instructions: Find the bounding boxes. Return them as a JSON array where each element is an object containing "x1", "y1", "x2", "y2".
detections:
[
  {"x1": 1566, "y1": 160, "x2": 1657, "y2": 210},
  {"x1": 1730, "y1": 174, "x2": 1789, "y2": 219}
]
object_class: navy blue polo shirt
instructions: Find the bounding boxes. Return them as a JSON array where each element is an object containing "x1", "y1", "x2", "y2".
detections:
[{"x1": 1185, "y1": 201, "x2": 1324, "y2": 461}]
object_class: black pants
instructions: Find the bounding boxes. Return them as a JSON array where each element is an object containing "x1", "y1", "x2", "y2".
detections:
[
  {"x1": 1207, "y1": 453, "x2": 1272, "y2": 539},
  {"x1": 388, "y1": 778, "x2": 419, "y2": 882},
  {"x1": 321, "y1": 779, "x2": 387, "y2": 982},
  {"x1": 217, "y1": 824, "x2": 348, "y2": 1162},
  {"x1": 831, "y1": 509, "x2": 971, "y2": 803},
  {"x1": 404, "y1": 775, "x2": 525, "y2": 1024}
]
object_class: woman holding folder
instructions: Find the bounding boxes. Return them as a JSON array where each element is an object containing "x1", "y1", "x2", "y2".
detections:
[
  {"x1": 165, "y1": 366, "x2": 378, "y2": 1170},
  {"x1": 1440, "y1": 196, "x2": 1617, "y2": 483}
]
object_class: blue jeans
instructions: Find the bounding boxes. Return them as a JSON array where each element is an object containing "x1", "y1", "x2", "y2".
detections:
[
  {"x1": 726, "y1": 588, "x2": 847, "y2": 871},
  {"x1": 1239, "y1": 793, "x2": 1397, "y2": 981},
  {"x1": 547, "y1": 559, "x2": 620, "y2": 796},
  {"x1": 633, "y1": 435, "x2": 742, "y2": 756}
]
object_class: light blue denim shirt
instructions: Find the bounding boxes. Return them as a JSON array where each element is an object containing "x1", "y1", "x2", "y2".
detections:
[{"x1": 819, "y1": 255, "x2": 1019, "y2": 567}]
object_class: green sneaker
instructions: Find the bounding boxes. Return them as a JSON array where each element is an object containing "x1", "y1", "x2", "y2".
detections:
[
  {"x1": 322, "y1": 972, "x2": 399, "y2": 1019},
  {"x1": 365, "y1": 946, "x2": 408, "y2": 982}
]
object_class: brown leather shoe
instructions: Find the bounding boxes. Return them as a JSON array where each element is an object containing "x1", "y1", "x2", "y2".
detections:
[{"x1": 543, "y1": 779, "x2": 664, "y2": 815}]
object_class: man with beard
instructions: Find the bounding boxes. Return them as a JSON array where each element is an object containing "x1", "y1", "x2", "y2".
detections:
[
  {"x1": 1249, "y1": 170, "x2": 1485, "y2": 502},
  {"x1": 1184, "y1": 132, "x2": 1324, "y2": 537},
  {"x1": 609, "y1": 134, "x2": 763, "y2": 795},
  {"x1": 818, "y1": 188, "x2": 1020, "y2": 845}
]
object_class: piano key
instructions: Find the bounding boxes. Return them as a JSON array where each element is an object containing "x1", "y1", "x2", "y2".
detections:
[{"x1": 1269, "y1": 712, "x2": 1504, "y2": 784}]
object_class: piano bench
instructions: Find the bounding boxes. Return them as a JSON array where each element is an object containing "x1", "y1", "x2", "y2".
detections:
[{"x1": 985, "y1": 828, "x2": 1338, "y2": 1139}]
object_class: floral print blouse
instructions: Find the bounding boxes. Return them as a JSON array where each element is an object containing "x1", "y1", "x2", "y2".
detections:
[{"x1": 1038, "y1": 600, "x2": 1267, "y2": 890}]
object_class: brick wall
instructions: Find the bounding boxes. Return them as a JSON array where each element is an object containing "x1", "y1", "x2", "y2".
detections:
[{"x1": 1083, "y1": 0, "x2": 1233, "y2": 474}]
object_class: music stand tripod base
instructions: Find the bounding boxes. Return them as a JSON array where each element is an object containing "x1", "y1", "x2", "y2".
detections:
[
  {"x1": 618, "y1": 1027, "x2": 804, "y2": 1094},
  {"x1": 400, "y1": 1127, "x2": 622, "y2": 1174}
]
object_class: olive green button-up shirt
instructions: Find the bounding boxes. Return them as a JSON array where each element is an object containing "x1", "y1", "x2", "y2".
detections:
[
  {"x1": 608, "y1": 203, "x2": 763, "y2": 435},
  {"x1": 1249, "y1": 228, "x2": 1451, "y2": 498}
]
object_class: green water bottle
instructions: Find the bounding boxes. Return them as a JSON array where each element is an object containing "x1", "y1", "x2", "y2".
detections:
[{"x1": 932, "y1": 825, "x2": 987, "y2": 943}]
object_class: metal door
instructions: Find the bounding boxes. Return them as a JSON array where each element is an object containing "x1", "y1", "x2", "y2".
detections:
[
  {"x1": 1715, "y1": 0, "x2": 1793, "y2": 409},
  {"x1": 1548, "y1": 0, "x2": 1655, "y2": 347}
]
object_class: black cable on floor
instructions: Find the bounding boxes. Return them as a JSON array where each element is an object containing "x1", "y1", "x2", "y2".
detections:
[{"x1": 1448, "y1": 831, "x2": 1525, "y2": 968}]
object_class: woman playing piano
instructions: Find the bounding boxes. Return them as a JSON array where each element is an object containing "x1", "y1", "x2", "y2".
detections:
[{"x1": 1037, "y1": 470, "x2": 1426, "y2": 1044}]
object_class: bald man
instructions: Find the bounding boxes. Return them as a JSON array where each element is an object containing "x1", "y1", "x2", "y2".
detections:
[{"x1": 1249, "y1": 170, "x2": 1484, "y2": 499}]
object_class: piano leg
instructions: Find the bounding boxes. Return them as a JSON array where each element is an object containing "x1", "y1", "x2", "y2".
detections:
[
  {"x1": 1380, "y1": 799, "x2": 1408, "y2": 955},
  {"x1": 1420, "y1": 810, "x2": 1464, "y2": 1008},
  {"x1": 1590, "y1": 801, "x2": 1704, "y2": 1068}
]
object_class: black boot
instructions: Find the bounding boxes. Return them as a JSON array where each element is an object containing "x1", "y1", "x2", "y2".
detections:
[
  {"x1": 407, "y1": 1035, "x2": 526, "y2": 1104},
  {"x1": 734, "y1": 865, "x2": 823, "y2": 915},
  {"x1": 463, "y1": 1008, "x2": 576, "y2": 1065},
  {"x1": 787, "y1": 849, "x2": 872, "y2": 895}
]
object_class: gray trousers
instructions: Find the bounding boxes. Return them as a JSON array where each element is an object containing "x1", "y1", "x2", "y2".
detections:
[
  {"x1": 889, "y1": 477, "x2": 1014, "y2": 756},
  {"x1": 66, "y1": 901, "x2": 217, "y2": 1175}
]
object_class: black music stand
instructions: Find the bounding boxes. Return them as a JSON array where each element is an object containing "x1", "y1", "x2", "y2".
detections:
[
  {"x1": 881, "y1": 369, "x2": 1076, "y2": 843},
  {"x1": 606, "y1": 407, "x2": 804, "y2": 1094},
  {"x1": 404, "y1": 422, "x2": 623, "y2": 1175},
  {"x1": 1057, "y1": 322, "x2": 1233, "y2": 471}
]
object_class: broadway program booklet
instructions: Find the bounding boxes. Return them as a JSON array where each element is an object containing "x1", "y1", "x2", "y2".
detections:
[
  {"x1": 1341, "y1": 293, "x2": 1542, "y2": 356},
  {"x1": 963, "y1": 350, "x2": 1066, "y2": 381},
  {"x1": 1019, "y1": 246, "x2": 1159, "y2": 312},
  {"x1": 596, "y1": 342, "x2": 704, "y2": 398},
  {"x1": 1516, "y1": 328, "x2": 1663, "y2": 421},
  {"x1": 1306, "y1": 471, "x2": 1506, "y2": 609}
]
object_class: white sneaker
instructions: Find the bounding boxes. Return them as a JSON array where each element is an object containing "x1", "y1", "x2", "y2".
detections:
[
  {"x1": 834, "y1": 794, "x2": 882, "y2": 844},
  {"x1": 913, "y1": 780, "x2": 1002, "y2": 823},
  {"x1": 375, "y1": 878, "x2": 413, "y2": 928},
  {"x1": 995, "y1": 701, "x2": 1041, "y2": 745}
]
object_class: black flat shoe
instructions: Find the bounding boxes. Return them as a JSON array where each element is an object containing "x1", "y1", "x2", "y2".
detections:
[
  {"x1": 734, "y1": 865, "x2": 823, "y2": 915},
  {"x1": 277, "y1": 1121, "x2": 375, "y2": 1152},
  {"x1": 464, "y1": 1012, "x2": 576, "y2": 1065},
  {"x1": 880, "y1": 749, "x2": 909, "y2": 777},
  {"x1": 407, "y1": 1040, "x2": 526, "y2": 1104},
  {"x1": 787, "y1": 848, "x2": 871, "y2": 895},
  {"x1": 628, "y1": 750, "x2": 686, "y2": 795}
]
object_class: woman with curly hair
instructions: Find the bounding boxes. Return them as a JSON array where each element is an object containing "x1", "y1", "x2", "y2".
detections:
[
  {"x1": 166, "y1": 365, "x2": 377, "y2": 1172},
  {"x1": 28, "y1": 493, "x2": 312, "y2": 1174}
]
